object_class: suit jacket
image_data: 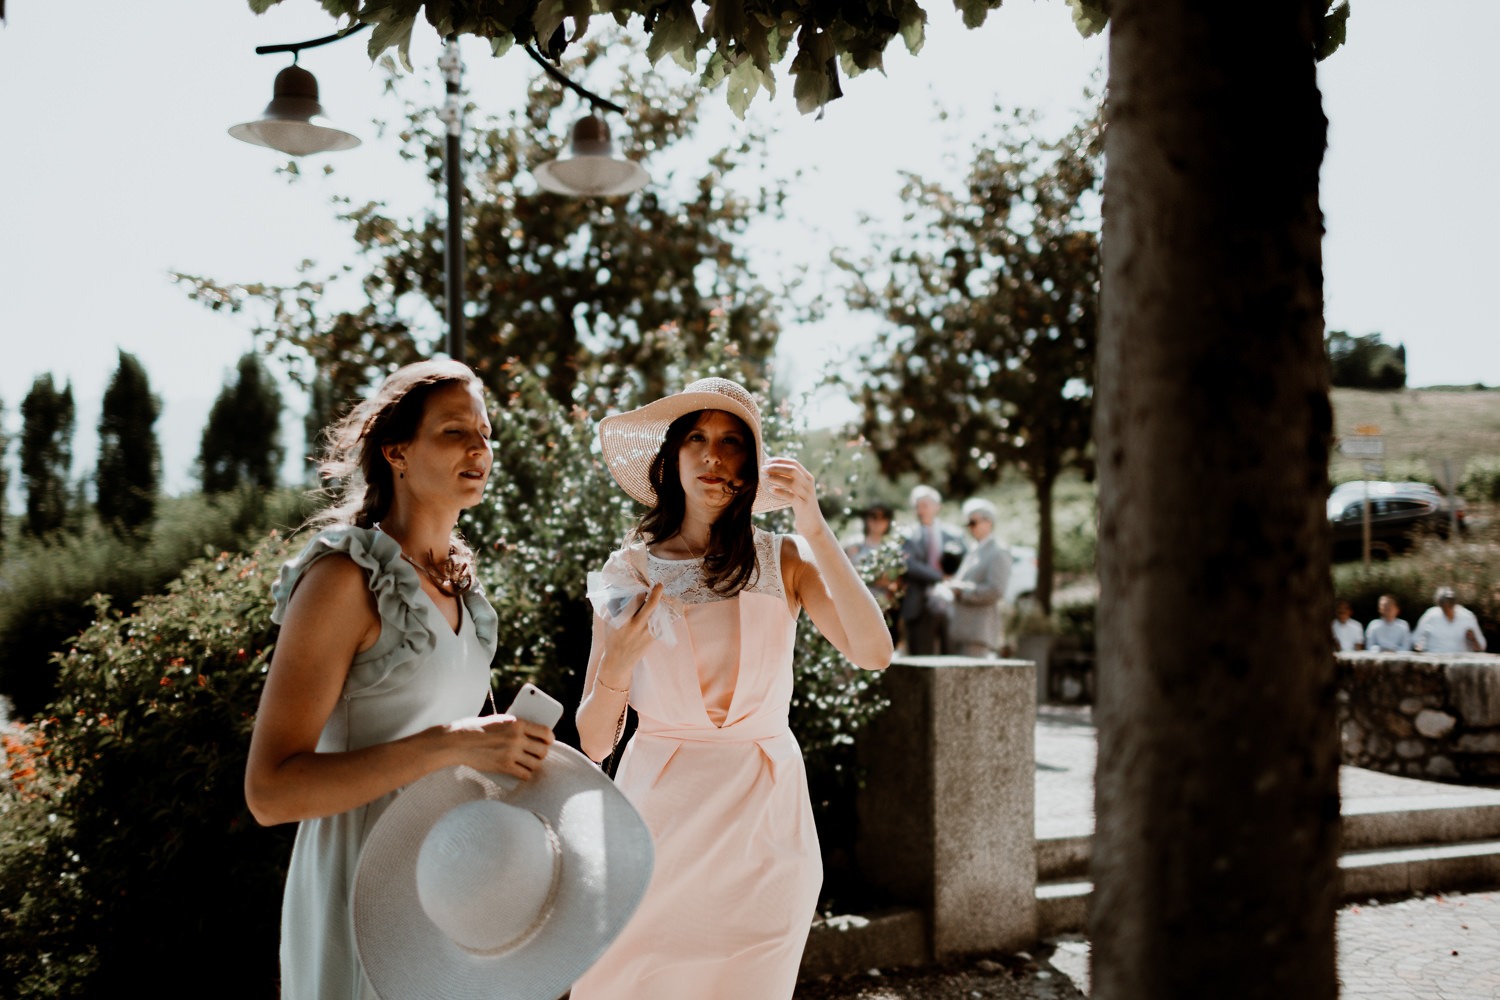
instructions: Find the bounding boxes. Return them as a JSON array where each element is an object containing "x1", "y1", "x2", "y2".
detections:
[
  {"x1": 946, "y1": 535, "x2": 1012, "y2": 650},
  {"x1": 899, "y1": 521, "x2": 966, "y2": 622}
]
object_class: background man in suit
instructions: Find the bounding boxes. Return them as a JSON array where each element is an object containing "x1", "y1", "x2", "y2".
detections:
[{"x1": 900, "y1": 485, "x2": 965, "y2": 655}]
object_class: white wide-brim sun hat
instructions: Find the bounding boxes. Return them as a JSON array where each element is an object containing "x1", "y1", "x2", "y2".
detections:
[
  {"x1": 353, "y1": 744, "x2": 654, "y2": 1000},
  {"x1": 598, "y1": 376, "x2": 792, "y2": 514}
]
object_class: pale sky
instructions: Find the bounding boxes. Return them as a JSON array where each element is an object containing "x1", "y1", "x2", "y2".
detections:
[{"x1": 0, "y1": 1, "x2": 1495, "y2": 496}]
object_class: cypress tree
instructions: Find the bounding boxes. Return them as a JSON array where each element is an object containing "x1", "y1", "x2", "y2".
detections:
[
  {"x1": 20, "y1": 374, "x2": 75, "y2": 537},
  {"x1": 96, "y1": 350, "x2": 162, "y2": 533},
  {"x1": 199, "y1": 354, "x2": 285, "y2": 493}
]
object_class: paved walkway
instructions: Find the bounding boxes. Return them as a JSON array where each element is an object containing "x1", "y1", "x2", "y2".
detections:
[{"x1": 1032, "y1": 706, "x2": 1500, "y2": 998}]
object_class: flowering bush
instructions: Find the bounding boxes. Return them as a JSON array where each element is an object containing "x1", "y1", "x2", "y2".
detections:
[{"x1": 0, "y1": 538, "x2": 293, "y2": 999}]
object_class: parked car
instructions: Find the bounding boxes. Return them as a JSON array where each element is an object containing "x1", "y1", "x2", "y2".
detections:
[{"x1": 1327, "y1": 481, "x2": 1466, "y2": 553}]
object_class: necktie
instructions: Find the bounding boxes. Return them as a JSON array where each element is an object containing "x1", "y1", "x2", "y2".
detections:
[{"x1": 926, "y1": 525, "x2": 941, "y2": 569}]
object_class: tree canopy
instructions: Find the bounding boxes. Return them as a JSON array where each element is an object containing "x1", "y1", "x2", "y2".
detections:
[
  {"x1": 1327, "y1": 330, "x2": 1407, "y2": 390},
  {"x1": 843, "y1": 98, "x2": 1101, "y2": 612},
  {"x1": 247, "y1": 1, "x2": 1345, "y2": 115}
]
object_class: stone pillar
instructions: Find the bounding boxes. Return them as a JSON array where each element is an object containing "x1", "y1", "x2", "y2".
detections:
[{"x1": 855, "y1": 655, "x2": 1037, "y2": 959}]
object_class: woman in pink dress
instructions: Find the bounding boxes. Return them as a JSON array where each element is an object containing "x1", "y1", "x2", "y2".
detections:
[{"x1": 571, "y1": 378, "x2": 894, "y2": 1000}]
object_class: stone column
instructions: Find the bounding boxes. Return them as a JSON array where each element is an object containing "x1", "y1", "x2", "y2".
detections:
[{"x1": 855, "y1": 656, "x2": 1037, "y2": 958}]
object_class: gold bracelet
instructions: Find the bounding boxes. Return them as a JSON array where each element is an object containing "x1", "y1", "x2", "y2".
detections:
[{"x1": 596, "y1": 676, "x2": 630, "y2": 695}]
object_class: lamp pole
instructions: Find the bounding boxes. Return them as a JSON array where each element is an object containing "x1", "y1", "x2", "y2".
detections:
[{"x1": 438, "y1": 36, "x2": 465, "y2": 364}]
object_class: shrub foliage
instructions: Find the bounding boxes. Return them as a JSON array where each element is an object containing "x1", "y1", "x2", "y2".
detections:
[{"x1": 1, "y1": 538, "x2": 295, "y2": 999}]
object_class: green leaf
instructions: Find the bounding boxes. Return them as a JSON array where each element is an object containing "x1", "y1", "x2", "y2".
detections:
[
  {"x1": 364, "y1": 7, "x2": 418, "y2": 71},
  {"x1": 532, "y1": 0, "x2": 567, "y2": 51},
  {"x1": 899, "y1": 2, "x2": 928, "y2": 55},
  {"x1": 1064, "y1": 0, "x2": 1109, "y2": 38},
  {"x1": 791, "y1": 25, "x2": 838, "y2": 115},
  {"x1": 1317, "y1": 0, "x2": 1350, "y2": 62},
  {"x1": 725, "y1": 58, "x2": 766, "y2": 120},
  {"x1": 246, "y1": 0, "x2": 282, "y2": 14},
  {"x1": 954, "y1": 0, "x2": 1001, "y2": 31},
  {"x1": 645, "y1": 0, "x2": 702, "y2": 67}
]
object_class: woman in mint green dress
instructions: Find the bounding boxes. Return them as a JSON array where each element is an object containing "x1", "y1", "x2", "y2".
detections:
[{"x1": 244, "y1": 360, "x2": 554, "y2": 999}]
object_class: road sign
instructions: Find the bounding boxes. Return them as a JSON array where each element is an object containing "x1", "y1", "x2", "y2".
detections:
[{"x1": 1339, "y1": 436, "x2": 1384, "y2": 458}]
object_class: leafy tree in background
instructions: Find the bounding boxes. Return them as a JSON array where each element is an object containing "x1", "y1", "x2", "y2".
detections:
[
  {"x1": 177, "y1": 39, "x2": 782, "y2": 412},
  {"x1": 95, "y1": 350, "x2": 162, "y2": 533},
  {"x1": 19, "y1": 373, "x2": 75, "y2": 537},
  {"x1": 199, "y1": 353, "x2": 285, "y2": 493},
  {"x1": 1327, "y1": 330, "x2": 1407, "y2": 389},
  {"x1": 842, "y1": 99, "x2": 1101, "y2": 613}
]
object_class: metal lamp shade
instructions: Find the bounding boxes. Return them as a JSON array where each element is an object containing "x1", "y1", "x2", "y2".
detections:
[
  {"x1": 534, "y1": 114, "x2": 649, "y2": 197},
  {"x1": 229, "y1": 64, "x2": 361, "y2": 156}
]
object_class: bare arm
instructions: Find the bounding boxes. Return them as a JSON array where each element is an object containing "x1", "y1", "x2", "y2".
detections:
[
  {"x1": 765, "y1": 457, "x2": 894, "y2": 672},
  {"x1": 576, "y1": 583, "x2": 664, "y2": 762},
  {"x1": 244, "y1": 554, "x2": 553, "y2": 826}
]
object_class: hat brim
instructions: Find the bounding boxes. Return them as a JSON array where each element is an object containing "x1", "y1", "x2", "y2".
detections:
[
  {"x1": 598, "y1": 390, "x2": 791, "y2": 514},
  {"x1": 353, "y1": 745, "x2": 654, "y2": 1000}
]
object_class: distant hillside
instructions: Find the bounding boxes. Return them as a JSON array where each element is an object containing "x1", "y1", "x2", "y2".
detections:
[{"x1": 1330, "y1": 386, "x2": 1500, "y2": 483}]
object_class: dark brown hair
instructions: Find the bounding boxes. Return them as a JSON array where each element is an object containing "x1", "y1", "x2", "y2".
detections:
[
  {"x1": 312, "y1": 359, "x2": 484, "y2": 593},
  {"x1": 638, "y1": 410, "x2": 759, "y2": 596}
]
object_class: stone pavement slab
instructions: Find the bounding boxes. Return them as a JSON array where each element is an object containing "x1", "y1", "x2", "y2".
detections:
[{"x1": 1034, "y1": 705, "x2": 1500, "y2": 839}]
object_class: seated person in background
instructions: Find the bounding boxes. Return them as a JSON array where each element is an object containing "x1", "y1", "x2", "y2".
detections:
[
  {"x1": 1364, "y1": 594, "x2": 1413, "y2": 652},
  {"x1": 1414, "y1": 587, "x2": 1488, "y2": 653},
  {"x1": 1332, "y1": 599, "x2": 1364, "y2": 651}
]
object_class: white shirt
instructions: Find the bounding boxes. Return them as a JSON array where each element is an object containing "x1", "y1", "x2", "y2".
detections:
[
  {"x1": 1413, "y1": 604, "x2": 1488, "y2": 653},
  {"x1": 1364, "y1": 617, "x2": 1413, "y2": 653},
  {"x1": 1332, "y1": 618, "x2": 1364, "y2": 651}
]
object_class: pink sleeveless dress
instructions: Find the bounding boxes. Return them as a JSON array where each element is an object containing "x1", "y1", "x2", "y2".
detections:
[{"x1": 570, "y1": 528, "x2": 821, "y2": 1000}]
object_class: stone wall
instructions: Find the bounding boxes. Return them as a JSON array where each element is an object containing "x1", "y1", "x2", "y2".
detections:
[{"x1": 1337, "y1": 652, "x2": 1500, "y2": 783}]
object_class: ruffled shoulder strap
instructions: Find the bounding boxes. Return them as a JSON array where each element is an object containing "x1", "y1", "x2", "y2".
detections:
[{"x1": 271, "y1": 525, "x2": 496, "y2": 698}]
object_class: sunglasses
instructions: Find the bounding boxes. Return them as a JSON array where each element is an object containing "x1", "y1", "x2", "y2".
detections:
[{"x1": 967, "y1": 518, "x2": 985, "y2": 527}]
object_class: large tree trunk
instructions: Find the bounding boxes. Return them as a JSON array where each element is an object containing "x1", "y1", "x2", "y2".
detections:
[{"x1": 1091, "y1": 3, "x2": 1340, "y2": 998}]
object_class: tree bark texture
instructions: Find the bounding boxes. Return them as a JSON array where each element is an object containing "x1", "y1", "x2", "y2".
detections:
[{"x1": 1092, "y1": 3, "x2": 1340, "y2": 999}]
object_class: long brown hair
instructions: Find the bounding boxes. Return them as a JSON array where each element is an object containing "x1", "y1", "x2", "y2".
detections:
[
  {"x1": 638, "y1": 409, "x2": 759, "y2": 595},
  {"x1": 312, "y1": 359, "x2": 484, "y2": 593}
]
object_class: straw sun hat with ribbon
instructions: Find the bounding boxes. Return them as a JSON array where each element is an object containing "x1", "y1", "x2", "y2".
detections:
[
  {"x1": 598, "y1": 377, "x2": 791, "y2": 514},
  {"x1": 352, "y1": 744, "x2": 653, "y2": 1000}
]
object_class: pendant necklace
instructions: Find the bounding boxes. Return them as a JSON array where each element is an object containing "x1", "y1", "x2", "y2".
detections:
[
  {"x1": 374, "y1": 521, "x2": 453, "y2": 593},
  {"x1": 373, "y1": 521, "x2": 494, "y2": 713}
]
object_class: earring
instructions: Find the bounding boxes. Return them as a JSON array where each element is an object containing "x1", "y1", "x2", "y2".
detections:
[{"x1": 399, "y1": 470, "x2": 405, "y2": 479}]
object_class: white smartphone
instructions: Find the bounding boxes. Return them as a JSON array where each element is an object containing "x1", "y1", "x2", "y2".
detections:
[{"x1": 505, "y1": 682, "x2": 564, "y2": 730}]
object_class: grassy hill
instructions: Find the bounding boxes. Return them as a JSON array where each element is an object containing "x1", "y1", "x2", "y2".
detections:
[{"x1": 1330, "y1": 386, "x2": 1500, "y2": 485}]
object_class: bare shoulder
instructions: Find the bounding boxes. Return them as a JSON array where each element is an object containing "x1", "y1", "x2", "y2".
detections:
[{"x1": 283, "y1": 553, "x2": 379, "y2": 626}]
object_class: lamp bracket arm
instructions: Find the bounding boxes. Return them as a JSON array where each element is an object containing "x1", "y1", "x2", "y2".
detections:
[
  {"x1": 522, "y1": 43, "x2": 626, "y2": 116},
  {"x1": 254, "y1": 20, "x2": 370, "y2": 58}
]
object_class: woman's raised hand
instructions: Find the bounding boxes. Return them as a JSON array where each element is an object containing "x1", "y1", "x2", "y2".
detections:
[
  {"x1": 440, "y1": 714, "x2": 555, "y2": 779},
  {"x1": 762, "y1": 457, "x2": 826, "y2": 534},
  {"x1": 597, "y1": 583, "x2": 664, "y2": 688}
]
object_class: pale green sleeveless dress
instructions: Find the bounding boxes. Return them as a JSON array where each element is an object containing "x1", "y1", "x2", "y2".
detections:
[{"x1": 268, "y1": 525, "x2": 497, "y2": 1000}]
